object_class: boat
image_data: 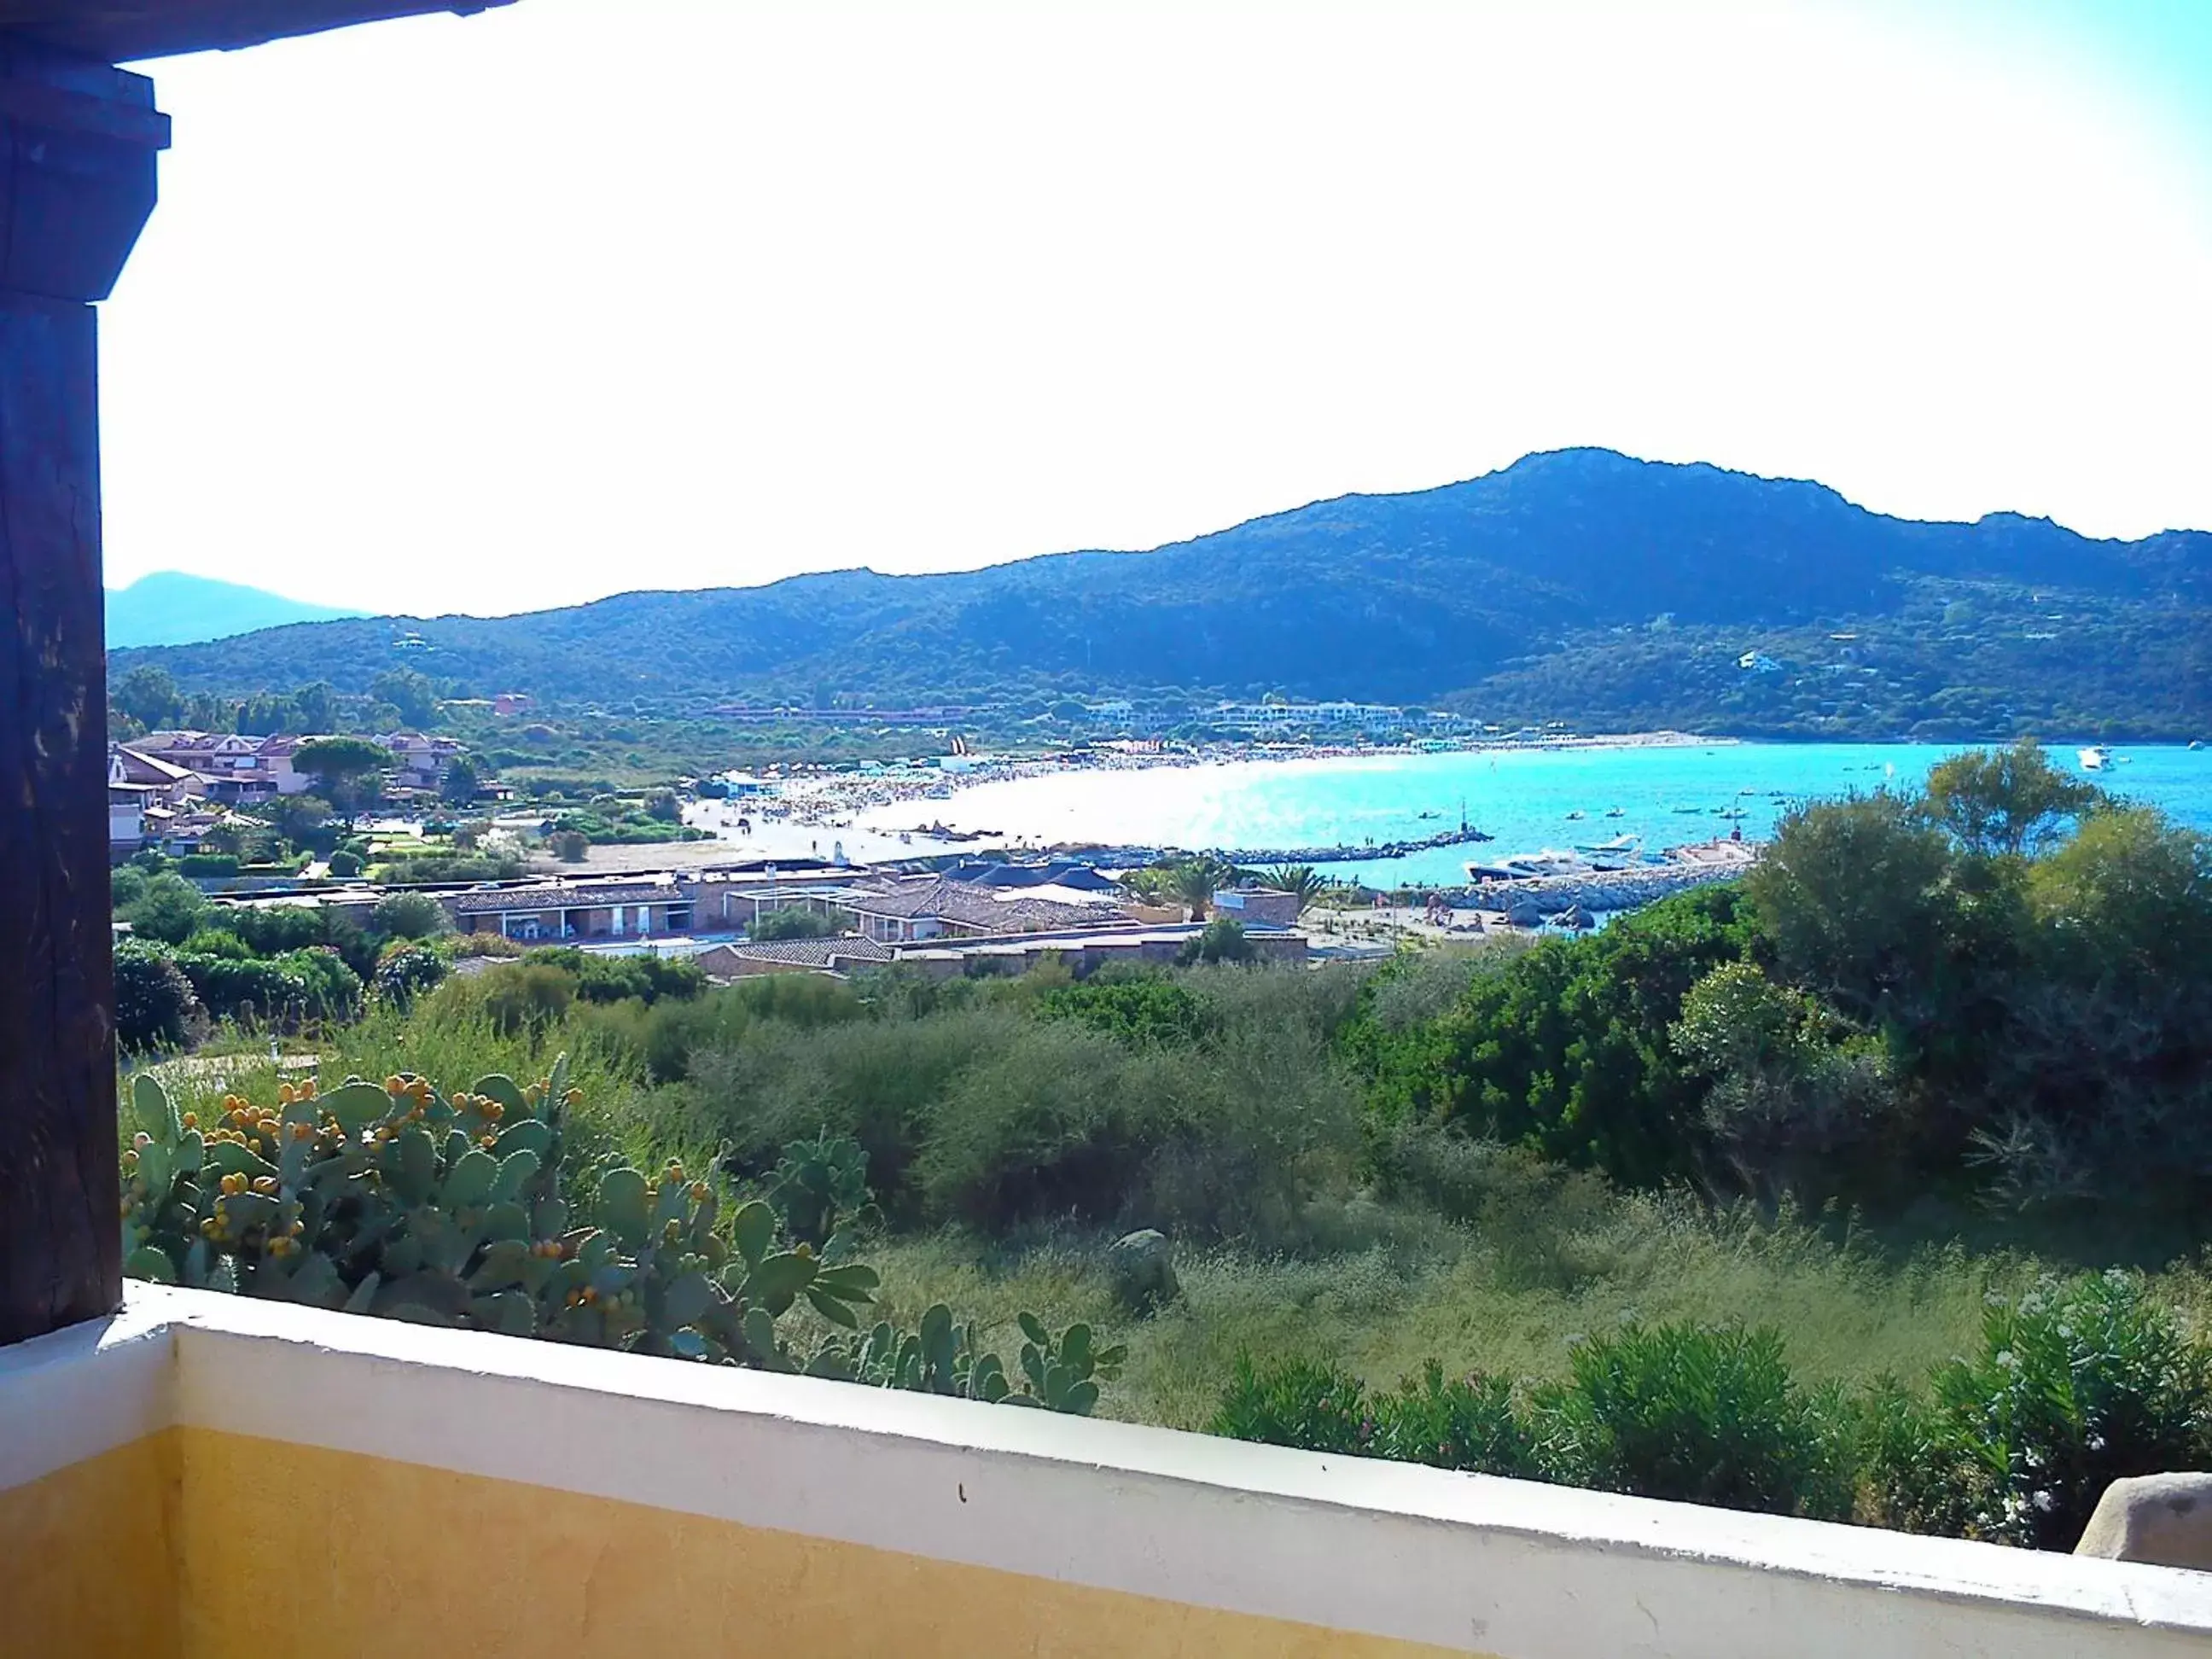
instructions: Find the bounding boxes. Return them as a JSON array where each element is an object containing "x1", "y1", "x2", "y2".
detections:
[
  {"x1": 1417, "y1": 809, "x2": 1441, "y2": 820},
  {"x1": 1671, "y1": 806, "x2": 1706, "y2": 815},
  {"x1": 1564, "y1": 810, "x2": 1586, "y2": 821},
  {"x1": 1577, "y1": 834, "x2": 1641, "y2": 854},
  {"x1": 1465, "y1": 849, "x2": 1592, "y2": 882},
  {"x1": 1717, "y1": 807, "x2": 1749, "y2": 820},
  {"x1": 2079, "y1": 746, "x2": 2111, "y2": 771},
  {"x1": 1604, "y1": 807, "x2": 1626, "y2": 818}
]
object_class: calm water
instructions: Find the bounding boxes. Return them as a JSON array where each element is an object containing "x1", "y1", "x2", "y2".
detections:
[{"x1": 890, "y1": 742, "x2": 2212, "y2": 886}]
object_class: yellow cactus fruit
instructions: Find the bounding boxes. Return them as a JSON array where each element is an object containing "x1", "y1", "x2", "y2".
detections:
[
  {"x1": 689, "y1": 1182, "x2": 710, "y2": 1202},
  {"x1": 563, "y1": 1088, "x2": 583, "y2": 1107},
  {"x1": 180, "y1": 1111, "x2": 198, "y2": 1130},
  {"x1": 277, "y1": 1082, "x2": 296, "y2": 1105},
  {"x1": 385, "y1": 1075, "x2": 405, "y2": 1094}
]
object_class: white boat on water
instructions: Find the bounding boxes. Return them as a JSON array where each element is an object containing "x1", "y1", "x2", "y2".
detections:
[
  {"x1": 1577, "y1": 833, "x2": 1641, "y2": 855},
  {"x1": 2079, "y1": 746, "x2": 2112, "y2": 771}
]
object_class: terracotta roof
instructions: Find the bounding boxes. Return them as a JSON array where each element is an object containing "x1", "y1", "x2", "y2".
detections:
[
  {"x1": 701, "y1": 937, "x2": 895, "y2": 971},
  {"x1": 845, "y1": 876, "x2": 1126, "y2": 933}
]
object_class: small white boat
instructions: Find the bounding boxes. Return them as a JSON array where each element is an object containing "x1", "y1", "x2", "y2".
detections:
[
  {"x1": 1605, "y1": 807, "x2": 1627, "y2": 818},
  {"x1": 2079, "y1": 746, "x2": 2111, "y2": 771},
  {"x1": 1565, "y1": 810, "x2": 1586, "y2": 821}
]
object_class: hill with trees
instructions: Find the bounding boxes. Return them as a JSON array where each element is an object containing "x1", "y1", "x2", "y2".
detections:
[
  {"x1": 106, "y1": 571, "x2": 364, "y2": 648},
  {"x1": 110, "y1": 450, "x2": 2212, "y2": 738}
]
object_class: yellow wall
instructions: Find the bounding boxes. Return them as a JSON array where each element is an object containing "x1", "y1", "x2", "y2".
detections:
[
  {"x1": 0, "y1": 1434, "x2": 181, "y2": 1659},
  {"x1": 159, "y1": 1428, "x2": 1476, "y2": 1659}
]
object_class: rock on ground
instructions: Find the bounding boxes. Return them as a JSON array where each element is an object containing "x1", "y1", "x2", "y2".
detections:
[
  {"x1": 2075, "y1": 1474, "x2": 2212, "y2": 1571},
  {"x1": 1105, "y1": 1229, "x2": 1179, "y2": 1313}
]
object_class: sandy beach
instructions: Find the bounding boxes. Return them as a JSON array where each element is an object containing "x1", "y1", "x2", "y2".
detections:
[{"x1": 670, "y1": 731, "x2": 1722, "y2": 870}]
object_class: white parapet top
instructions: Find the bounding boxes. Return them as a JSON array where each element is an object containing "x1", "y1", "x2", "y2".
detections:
[{"x1": 7, "y1": 1283, "x2": 2212, "y2": 1656}]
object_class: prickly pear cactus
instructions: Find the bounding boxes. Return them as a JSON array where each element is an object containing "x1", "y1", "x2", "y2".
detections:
[{"x1": 119, "y1": 1068, "x2": 1105, "y2": 1413}]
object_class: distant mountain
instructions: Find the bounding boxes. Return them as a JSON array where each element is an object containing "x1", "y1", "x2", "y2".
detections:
[
  {"x1": 106, "y1": 572, "x2": 364, "y2": 649},
  {"x1": 108, "y1": 451, "x2": 2212, "y2": 739}
]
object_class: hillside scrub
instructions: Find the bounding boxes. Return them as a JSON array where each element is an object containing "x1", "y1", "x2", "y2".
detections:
[{"x1": 1346, "y1": 742, "x2": 2212, "y2": 1214}]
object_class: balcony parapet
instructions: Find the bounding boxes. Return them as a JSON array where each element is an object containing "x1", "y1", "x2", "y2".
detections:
[{"x1": 6, "y1": 1284, "x2": 2209, "y2": 1656}]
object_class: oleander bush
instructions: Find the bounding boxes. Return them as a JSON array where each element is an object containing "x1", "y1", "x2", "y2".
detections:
[
  {"x1": 1862, "y1": 1272, "x2": 2212, "y2": 1551},
  {"x1": 1212, "y1": 1281, "x2": 2212, "y2": 1542}
]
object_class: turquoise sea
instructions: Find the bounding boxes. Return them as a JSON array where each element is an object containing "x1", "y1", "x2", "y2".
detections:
[{"x1": 907, "y1": 743, "x2": 2212, "y2": 888}]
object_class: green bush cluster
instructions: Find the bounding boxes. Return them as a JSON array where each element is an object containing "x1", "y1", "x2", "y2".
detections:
[
  {"x1": 1345, "y1": 742, "x2": 2212, "y2": 1213},
  {"x1": 1214, "y1": 1275, "x2": 2212, "y2": 1544}
]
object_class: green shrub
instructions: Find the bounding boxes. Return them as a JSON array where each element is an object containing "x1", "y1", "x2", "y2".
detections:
[
  {"x1": 1177, "y1": 917, "x2": 1254, "y2": 965},
  {"x1": 1372, "y1": 1361, "x2": 1540, "y2": 1476},
  {"x1": 119, "y1": 871, "x2": 208, "y2": 945},
  {"x1": 751, "y1": 905, "x2": 839, "y2": 941},
  {"x1": 113, "y1": 940, "x2": 203, "y2": 1052},
  {"x1": 178, "y1": 952, "x2": 313, "y2": 1030},
  {"x1": 1210, "y1": 1354, "x2": 1369, "y2": 1455},
  {"x1": 372, "y1": 944, "x2": 449, "y2": 1009},
  {"x1": 277, "y1": 946, "x2": 365, "y2": 1024},
  {"x1": 326, "y1": 849, "x2": 364, "y2": 878},
  {"x1": 1038, "y1": 973, "x2": 1212, "y2": 1045},
  {"x1": 1532, "y1": 1321, "x2": 1852, "y2": 1519},
  {"x1": 176, "y1": 853, "x2": 240, "y2": 878},
  {"x1": 1865, "y1": 1272, "x2": 2212, "y2": 1550},
  {"x1": 370, "y1": 890, "x2": 451, "y2": 941},
  {"x1": 180, "y1": 928, "x2": 253, "y2": 960}
]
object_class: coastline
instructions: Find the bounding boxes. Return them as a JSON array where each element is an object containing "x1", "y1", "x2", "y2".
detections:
[{"x1": 675, "y1": 731, "x2": 1726, "y2": 868}]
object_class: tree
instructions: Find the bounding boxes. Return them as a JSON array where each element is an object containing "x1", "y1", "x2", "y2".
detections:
[
  {"x1": 1170, "y1": 859, "x2": 1219, "y2": 921},
  {"x1": 370, "y1": 890, "x2": 451, "y2": 941},
  {"x1": 266, "y1": 793, "x2": 334, "y2": 844},
  {"x1": 551, "y1": 830, "x2": 590, "y2": 862},
  {"x1": 644, "y1": 788, "x2": 681, "y2": 823},
  {"x1": 753, "y1": 905, "x2": 838, "y2": 940},
  {"x1": 2029, "y1": 807, "x2": 2212, "y2": 982},
  {"x1": 234, "y1": 692, "x2": 290, "y2": 736},
  {"x1": 370, "y1": 668, "x2": 440, "y2": 728},
  {"x1": 1260, "y1": 864, "x2": 1326, "y2": 906},
  {"x1": 113, "y1": 664, "x2": 180, "y2": 730},
  {"x1": 1743, "y1": 793, "x2": 1961, "y2": 1024},
  {"x1": 294, "y1": 736, "x2": 390, "y2": 823},
  {"x1": 121, "y1": 871, "x2": 208, "y2": 945},
  {"x1": 290, "y1": 680, "x2": 336, "y2": 732},
  {"x1": 1178, "y1": 918, "x2": 1254, "y2": 965},
  {"x1": 440, "y1": 753, "x2": 483, "y2": 806},
  {"x1": 1924, "y1": 739, "x2": 2102, "y2": 859},
  {"x1": 113, "y1": 941, "x2": 201, "y2": 1051}
]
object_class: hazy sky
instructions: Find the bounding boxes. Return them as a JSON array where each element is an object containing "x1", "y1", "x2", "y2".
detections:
[{"x1": 102, "y1": 0, "x2": 2212, "y2": 617}]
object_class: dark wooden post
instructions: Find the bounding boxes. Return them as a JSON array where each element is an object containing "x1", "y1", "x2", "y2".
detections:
[{"x1": 0, "y1": 43, "x2": 167, "y2": 1346}]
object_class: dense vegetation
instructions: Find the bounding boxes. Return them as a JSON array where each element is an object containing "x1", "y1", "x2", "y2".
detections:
[
  {"x1": 110, "y1": 450, "x2": 2212, "y2": 737},
  {"x1": 115, "y1": 742, "x2": 2212, "y2": 1548}
]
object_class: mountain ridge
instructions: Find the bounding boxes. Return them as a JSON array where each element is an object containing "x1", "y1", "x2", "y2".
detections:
[
  {"x1": 109, "y1": 449, "x2": 2212, "y2": 739},
  {"x1": 106, "y1": 571, "x2": 365, "y2": 649}
]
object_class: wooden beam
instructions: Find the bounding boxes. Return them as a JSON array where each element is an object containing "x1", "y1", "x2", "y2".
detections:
[
  {"x1": 0, "y1": 2, "x2": 515, "y2": 64},
  {"x1": 0, "y1": 42, "x2": 163, "y2": 1346}
]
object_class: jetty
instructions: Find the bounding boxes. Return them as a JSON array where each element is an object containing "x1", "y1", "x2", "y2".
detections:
[{"x1": 1455, "y1": 839, "x2": 1761, "y2": 919}]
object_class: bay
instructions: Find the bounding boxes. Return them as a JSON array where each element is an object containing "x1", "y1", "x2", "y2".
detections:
[{"x1": 869, "y1": 742, "x2": 2212, "y2": 888}]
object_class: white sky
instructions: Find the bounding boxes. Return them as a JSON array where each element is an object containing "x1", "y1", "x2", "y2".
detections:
[{"x1": 102, "y1": 0, "x2": 2212, "y2": 617}]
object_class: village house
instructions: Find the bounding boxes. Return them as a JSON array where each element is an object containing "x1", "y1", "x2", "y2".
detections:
[
  {"x1": 1213, "y1": 885, "x2": 1303, "y2": 927},
  {"x1": 441, "y1": 876, "x2": 696, "y2": 942},
  {"x1": 130, "y1": 731, "x2": 327, "y2": 800},
  {"x1": 843, "y1": 874, "x2": 1135, "y2": 943},
  {"x1": 376, "y1": 731, "x2": 467, "y2": 791}
]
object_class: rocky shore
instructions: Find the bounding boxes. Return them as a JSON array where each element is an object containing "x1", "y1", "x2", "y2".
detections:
[{"x1": 1453, "y1": 842, "x2": 1759, "y2": 919}]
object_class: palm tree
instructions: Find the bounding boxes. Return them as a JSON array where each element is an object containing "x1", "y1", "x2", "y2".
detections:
[
  {"x1": 1170, "y1": 859, "x2": 1218, "y2": 921},
  {"x1": 1260, "y1": 864, "x2": 1325, "y2": 910}
]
